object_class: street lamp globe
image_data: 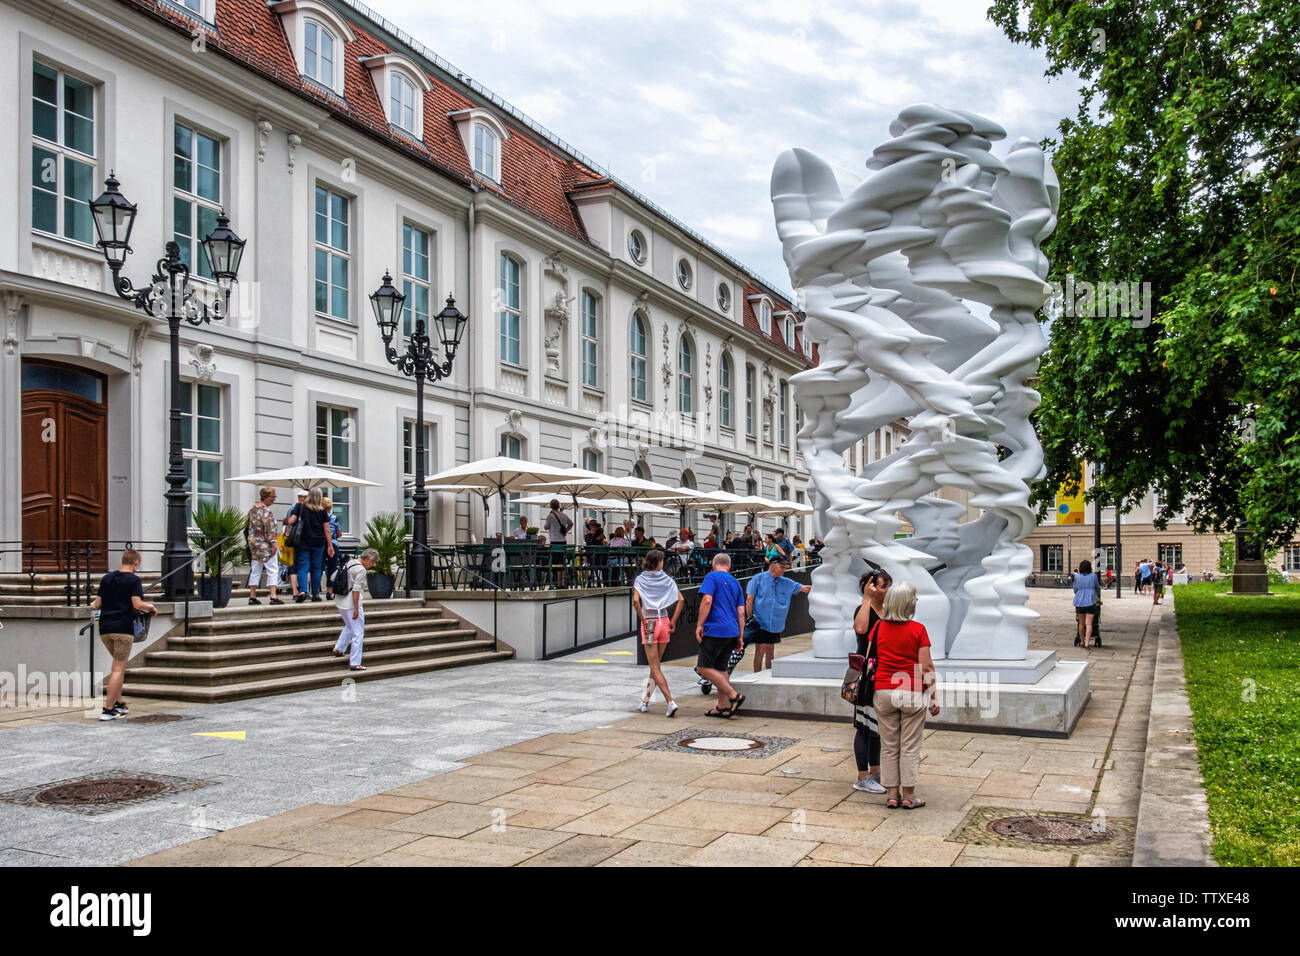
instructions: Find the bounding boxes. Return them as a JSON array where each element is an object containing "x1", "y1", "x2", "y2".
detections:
[
  {"x1": 200, "y1": 210, "x2": 247, "y2": 293},
  {"x1": 89, "y1": 172, "x2": 137, "y2": 267},
  {"x1": 434, "y1": 293, "x2": 468, "y2": 357},
  {"x1": 370, "y1": 270, "x2": 406, "y2": 344}
]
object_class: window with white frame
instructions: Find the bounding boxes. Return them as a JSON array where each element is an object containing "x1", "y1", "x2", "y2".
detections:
[
  {"x1": 581, "y1": 291, "x2": 600, "y2": 389},
  {"x1": 316, "y1": 404, "x2": 354, "y2": 532},
  {"x1": 390, "y1": 73, "x2": 417, "y2": 135},
  {"x1": 760, "y1": 301, "x2": 772, "y2": 334},
  {"x1": 677, "y1": 336, "x2": 694, "y2": 416},
  {"x1": 474, "y1": 124, "x2": 499, "y2": 181},
  {"x1": 628, "y1": 229, "x2": 647, "y2": 264},
  {"x1": 1285, "y1": 544, "x2": 1300, "y2": 572},
  {"x1": 745, "y1": 363, "x2": 756, "y2": 436},
  {"x1": 784, "y1": 315, "x2": 794, "y2": 348},
  {"x1": 501, "y1": 433, "x2": 522, "y2": 524},
  {"x1": 779, "y1": 380, "x2": 789, "y2": 446},
  {"x1": 402, "y1": 419, "x2": 433, "y2": 532},
  {"x1": 31, "y1": 60, "x2": 96, "y2": 245},
  {"x1": 676, "y1": 259, "x2": 692, "y2": 291},
  {"x1": 1041, "y1": 544, "x2": 1063, "y2": 574},
  {"x1": 402, "y1": 223, "x2": 431, "y2": 339},
  {"x1": 1159, "y1": 543, "x2": 1183, "y2": 568},
  {"x1": 582, "y1": 449, "x2": 601, "y2": 521},
  {"x1": 171, "y1": 0, "x2": 215, "y2": 21},
  {"x1": 717, "y1": 283, "x2": 730, "y2": 313},
  {"x1": 314, "y1": 185, "x2": 350, "y2": 321},
  {"x1": 180, "y1": 381, "x2": 222, "y2": 517},
  {"x1": 498, "y1": 254, "x2": 521, "y2": 365},
  {"x1": 719, "y1": 352, "x2": 733, "y2": 430},
  {"x1": 303, "y1": 19, "x2": 336, "y2": 87},
  {"x1": 795, "y1": 403, "x2": 804, "y2": 439},
  {"x1": 173, "y1": 122, "x2": 222, "y2": 280},
  {"x1": 629, "y1": 313, "x2": 648, "y2": 403}
]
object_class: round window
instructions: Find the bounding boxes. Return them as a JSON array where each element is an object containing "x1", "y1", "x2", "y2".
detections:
[
  {"x1": 628, "y1": 230, "x2": 647, "y2": 264},
  {"x1": 717, "y1": 283, "x2": 731, "y2": 312},
  {"x1": 676, "y1": 259, "x2": 692, "y2": 291}
]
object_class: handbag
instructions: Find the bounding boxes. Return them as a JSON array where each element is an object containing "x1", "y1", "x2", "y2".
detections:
[
  {"x1": 131, "y1": 610, "x2": 152, "y2": 644},
  {"x1": 283, "y1": 514, "x2": 304, "y2": 548},
  {"x1": 841, "y1": 621, "x2": 881, "y2": 705}
]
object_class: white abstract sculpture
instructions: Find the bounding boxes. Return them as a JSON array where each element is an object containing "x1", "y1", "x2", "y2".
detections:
[{"x1": 771, "y1": 103, "x2": 1059, "y2": 662}]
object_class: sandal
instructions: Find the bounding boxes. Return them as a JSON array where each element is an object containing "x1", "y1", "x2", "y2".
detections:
[
  {"x1": 729, "y1": 694, "x2": 746, "y2": 715},
  {"x1": 901, "y1": 797, "x2": 925, "y2": 810},
  {"x1": 350, "y1": 665, "x2": 367, "y2": 671},
  {"x1": 704, "y1": 707, "x2": 732, "y2": 719},
  {"x1": 886, "y1": 795, "x2": 901, "y2": 809}
]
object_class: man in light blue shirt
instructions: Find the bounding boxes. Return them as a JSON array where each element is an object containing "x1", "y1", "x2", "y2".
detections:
[{"x1": 745, "y1": 556, "x2": 810, "y2": 674}]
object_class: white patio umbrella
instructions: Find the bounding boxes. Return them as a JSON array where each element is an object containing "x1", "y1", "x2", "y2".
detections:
[
  {"x1": 642, "y1": 486, "x2": 734, "y2": 535},
  {"x1": 226, "y1": 463, "x2": 382, "y2": 491},
  {"x1": 754, "y1": 499, "x2": 815, "y2": 517},
  {"x1": 514, "y1": 494, "x2": 674, "y2": 534},
  {"x1": 424, "y1": 456, "x2": 590, "y2": 538},
  {"x1": 526, "y1": 474, "x2": 679, "y2": 522},
  {"x1": 405, "y1": 482, "x2": 495, "y2": 542}
]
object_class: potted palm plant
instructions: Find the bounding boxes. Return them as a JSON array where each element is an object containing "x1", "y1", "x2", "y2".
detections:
[
  {"x1": 361, "y1": 511, "x2": 406, "y2": 599},
  {"x1": 189, "y1": 502, "x2": 247, "y2": 609}
]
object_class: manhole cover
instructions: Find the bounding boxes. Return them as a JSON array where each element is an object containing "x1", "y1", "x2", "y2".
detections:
[
  {"x1": 678, "y1": 735, "x2": 766, "y2": 752},
  {"x1": 988, "y1": 814, "x2": 1112, "y2": 847},
  {"x1": 128, "y1": 714, "x2": 188, "y2": 724},
  {"x1": 36, "y1": 777, "x2": 168, "y2": 806}
]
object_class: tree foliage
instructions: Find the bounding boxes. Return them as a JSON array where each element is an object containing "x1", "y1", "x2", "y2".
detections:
[{"x1": 988, "y1": 0, "x2": 1300, "y2": 546}]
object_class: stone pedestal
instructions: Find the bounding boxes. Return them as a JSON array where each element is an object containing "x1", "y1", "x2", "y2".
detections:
[{"x1": 734, "y1": 654, "x2": 1090, "y2": 738}]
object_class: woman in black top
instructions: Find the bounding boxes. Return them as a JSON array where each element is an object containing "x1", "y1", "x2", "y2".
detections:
[
  {"x1": 286, "y1": 487, "x2": 334, "y2": 602},
  {"x1": 851, "y1": 568, "x2": 892, "y2": 794}
]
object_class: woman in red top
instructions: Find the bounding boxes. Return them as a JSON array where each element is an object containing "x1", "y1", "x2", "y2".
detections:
[{"x1": 872, "y1": 581, "x2": 939, "y2": 810}]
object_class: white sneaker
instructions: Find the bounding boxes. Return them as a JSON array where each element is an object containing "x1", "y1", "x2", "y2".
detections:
[
  {"x1": 98, "y1": 709, "x2": 124, "y2": 721},
  {"x1": 853, "y1": 776, "x2": 887, "y2": 793},
  {"x1": 638, "y1": 700, "x2": 649, "y2": 713},
  {"x1": 666, "y1": 700, "x2": 678, "y2": 718}
]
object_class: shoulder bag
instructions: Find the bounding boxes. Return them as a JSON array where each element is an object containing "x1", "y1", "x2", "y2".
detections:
[
  {"x1": 283, "y1": 505, "x2": 304, "y2": 548},
  {"x1": 841, "y1": 620, "x2": 881, "y2": 705}
]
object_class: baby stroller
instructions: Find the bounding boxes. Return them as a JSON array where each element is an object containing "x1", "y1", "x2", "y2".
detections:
[{"x1": 696, "y1": 620, "x2": 755, "y2": 695}]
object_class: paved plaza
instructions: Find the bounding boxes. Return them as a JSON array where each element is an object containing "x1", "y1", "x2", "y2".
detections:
[{"x1": 0, "y1": 589, "x2": 1204, "y2": 867}]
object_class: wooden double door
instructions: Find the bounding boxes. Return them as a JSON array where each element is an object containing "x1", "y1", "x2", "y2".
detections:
[{"x1": 20, "y1": 361, "x2": 108, "y2": 569}]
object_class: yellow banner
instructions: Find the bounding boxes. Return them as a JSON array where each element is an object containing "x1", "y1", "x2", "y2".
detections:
[{"x1": 1056, "y1": 462, "x2": 1086, "y2": 525}]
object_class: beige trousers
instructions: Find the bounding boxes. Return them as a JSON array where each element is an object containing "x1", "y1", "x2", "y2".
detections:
[{"x1": 874, "y1": 688, "x2": 928, "y2": 788}]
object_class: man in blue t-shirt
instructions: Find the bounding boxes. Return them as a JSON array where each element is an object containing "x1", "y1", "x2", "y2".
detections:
[
  {"x1": 746, "y1": 555, "x2": 811, "y2": 673},
  {"x1": 771, "y1": 528, "x2": 795, "y2": 560},
  {"x1": 695, "y1": 552, "x2": 747, "y2": 714}
]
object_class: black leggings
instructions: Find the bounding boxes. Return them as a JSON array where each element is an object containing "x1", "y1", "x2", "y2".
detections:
[{"x1": 854, "y1": 723, "x2": 881, "y2": 771}]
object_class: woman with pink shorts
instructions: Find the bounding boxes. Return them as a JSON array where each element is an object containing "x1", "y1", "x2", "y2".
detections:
[{"x1": 632, "y1": 548, "x2": 682, "y2": 717}]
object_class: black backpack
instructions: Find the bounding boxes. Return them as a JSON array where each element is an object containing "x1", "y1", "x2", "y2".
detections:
[{"x1": 330, "y1": 559, "x2": 357, "y2": 596}]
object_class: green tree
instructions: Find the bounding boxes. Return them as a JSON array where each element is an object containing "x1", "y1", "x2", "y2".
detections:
[{"x1": 988, "y1": 0, "x2": 1300, "y2": 546}]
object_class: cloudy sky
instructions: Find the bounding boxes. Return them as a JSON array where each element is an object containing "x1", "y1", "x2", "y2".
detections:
[{"x1": 358, "y1": 0, "x2": 1082, "y2": 293}]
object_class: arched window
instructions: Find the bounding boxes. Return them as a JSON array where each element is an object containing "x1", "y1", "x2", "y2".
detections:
[
  {"x1": 498, "y1": 254, "x2": 521, "y2": 365},
  {"x1": 629, "y1": 313, "x2": 648, "y2": 402},
  {"x1": 719, "y1": 353, "x2": 733, "y2": 429},
  {"x1": 784, "y1": 315, "x2": 794, "y2": 348},
  {"x1": 760, "y1": 301, "x2": 772, "y2": 334},
  {"x1": 474, "y1": 124, "x2": 500, "y2": 181},
  {"x1": 779, "y1": 379, "x2": 789, "y2": 446},
  {"x1": 390, "y1": 73, "x2": 417, "y2": 134},
  {"x1": 677, "y1": 335, "x2": 694, "y2": 416},
  {"x1": 304, "y1": 20, "x2": 336, "y2": 86},
  {"x1": 581, "y1": 291, "x2": 600, "y2": 388},
  {"x1": 633, "y1": 460, "x2": 651, "y2": 481}
]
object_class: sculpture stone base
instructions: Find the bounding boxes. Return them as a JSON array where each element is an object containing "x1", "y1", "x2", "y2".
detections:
[
  {"x1": 731, "y1": 660, "x2": 1091, "y2": 738},
  {"x1": 773, "y1": 649, "x2": 1058, "y2": 685},
  {"x1": 1231, "y1": 560, "x2": 1270, "y2": 595}
]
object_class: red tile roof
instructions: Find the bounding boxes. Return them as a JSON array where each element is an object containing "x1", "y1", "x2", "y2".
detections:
[{"x1": 115, "y1": 0, "x2": 814, "y2": 366}]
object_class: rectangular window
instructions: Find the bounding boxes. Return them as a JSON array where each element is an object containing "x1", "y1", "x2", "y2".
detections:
[
  {"x1": 173, "y1": 122, "x2": 222, "y2": 280},
  {"x1": 498, "y1": 255, "x2": 521, "y2": 365},
  {"x1": 314, "y1": 185, "x2": 350, "y2": 321},
  {"x1": 500, "y1": 433, "x2": 521, "y2": 523},
  {"x1": 1284, "y1": 544, "x2": 1300, "y2": 572},
  {"x1": 31, "y1": 61, "x2": 96, "y2": 244},
  {"x1": 629, "y1": 317, "x2": 647, "y2": 403},
  {"x1": 582, "y1": 449, "x2": 600, "y2": 522},
  {"x1": 390, "y1": 74, "x2": 416, "y2": 134},
  {"x1": 719, "y1": 357, "x2": 732, "y2": 429},
  {"x1": 779, "y1": 380, "x2": 789, "y2": 447},
  {"x1": 1041, "y1": 545, "x2": 1063, "y2": 574},
  {"x1": 304, "y1": 21, "x2": 334, "y2": 86},
  {"x1": 1158, "y1": 543, "x2": 1183, "y2": 569},
  {"x1": 581, "y1": 291, "x2": 599, "y2": 388},
  {"x1": 180, "y1": 382, "x2": 222, "y2": 517},
  {"x1": 745, "y1": 365, "x2": 755, "y2": 436},
  {"x1": 401, "y1": 223, "x2": 431, "y2": 339},
  {"x1": 474, "y1": 124, "x2": 498, "y2": 180},
  {"x1": 316, "y1": 404, "x2": 354, "y2": 533},
  {"x1": 402, "y1": 420, "x2": 434, "y2": 533}
]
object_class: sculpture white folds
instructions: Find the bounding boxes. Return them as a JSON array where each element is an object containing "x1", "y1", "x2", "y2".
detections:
[{"x1": 771, "y1": 103, "x2": 1059, "y2": 662}]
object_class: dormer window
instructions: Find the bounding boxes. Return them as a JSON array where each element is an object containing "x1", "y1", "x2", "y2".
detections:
[
  {"x1": 171, "y1": 0, "x2": 216, "y2": 22},
  {"x1": 749, "y1": 294, "x2": 773, "y2": 334},
  {"x1": 449, "y1": 109, "x2": 509, "y2": 183},
  {"x1": 362, "y1": 54, "x2": 433, "y2": 138},
  {"x1": 271, "y1": 1, "x2": 356, "y2": 97}
]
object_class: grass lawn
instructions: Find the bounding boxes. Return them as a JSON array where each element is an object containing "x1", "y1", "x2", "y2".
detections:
[{"x1": 1173, "y1": 581, "x2": 1300, "y2": 866}]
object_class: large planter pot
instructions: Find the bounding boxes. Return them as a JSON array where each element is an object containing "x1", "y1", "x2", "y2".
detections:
[
  {"x1": 368, "y1": 572, "x2": 396, "y2": 600},
  {"x1": 199, "y1": 575, "x2": 233, "y2": 609}
]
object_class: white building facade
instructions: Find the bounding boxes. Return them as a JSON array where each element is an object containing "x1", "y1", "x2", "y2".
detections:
[{"x1": 0, "y1": 0, "x2": 814, "y2": 569}]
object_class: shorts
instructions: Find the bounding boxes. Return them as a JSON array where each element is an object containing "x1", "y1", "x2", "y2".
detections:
[
  {"x1": 248, "y1": 550, "x2": 280, "y2": 585},
  {"x1": 640, "y1": 617, "x2": 671, "y2": 645},
  {"x1": 1075, "y1": 605, "x2": 1099, "y2": 616},
  {"x1": 748, "y1": 628, "x2": 782, "y2": 645},
  {"x1": 100, "y1": 632, "x2": 133, "y2": 663},
  {"x1": 697, "y1": 635, "x2": 738, "y2": 672}
]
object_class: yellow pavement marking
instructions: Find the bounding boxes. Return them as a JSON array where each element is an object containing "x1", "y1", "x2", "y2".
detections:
[
  {"x1": 575, "y1": 658, "x2": 609, "y2": 664},
  {"x1": 607, "y1": 650, "x2": 633, "y2": 656},
  {"x1": 192, "y1": 731, "x2": 246, "y2": 740}
]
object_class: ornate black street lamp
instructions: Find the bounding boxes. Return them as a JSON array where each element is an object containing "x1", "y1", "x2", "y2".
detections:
[
  {"x1": 89, "y1": 172, "x2": 246, "y2": 600},
  {"x1": 372, "y1": 273, "x2": 468, "y2": 591}
]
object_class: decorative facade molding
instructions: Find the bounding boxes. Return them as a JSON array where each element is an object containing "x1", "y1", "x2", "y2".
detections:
[
  {"x1": 2, "y1": 293, "x2": 23, "y2": 356},
  {"x1": 503, "y1": 408, "x2": 524, "y2": 437},
  {"x1": 286, "y1": 132, "x2": 301, "y2": 174},
  {"x1": 257, "y1": 120, "x2": 272, "y2": 163},
  {"x1": 190, "y1": 342, "x2": 217, "y2": 381}
]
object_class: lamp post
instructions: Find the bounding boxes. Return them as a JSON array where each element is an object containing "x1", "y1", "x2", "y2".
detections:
[
  {"x1": 89, "y1": 173, "x2": 245, "y2": 600},
  {"x1": 372, "y1": 273, "x2": 467, "y2": 591}
]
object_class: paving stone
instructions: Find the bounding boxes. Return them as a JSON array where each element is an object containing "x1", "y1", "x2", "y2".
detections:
[
  {"x1": 329, "y1": 809, "x2": 412, "y2": 829},
  {"x1": 616, "y1": 823, "x2": 726, "y2": 847},
  {"x1": 685, "y1": 831, "x2": 816, "y2": 867},
  {"x1": 558, "y1": 804, "x2": 661, "y2": 836},
  {"x1": 399, "y1": 834, "x2": 538, "y2": 866},
  {"x1": 975, "y1": 770, "x2": 1044, "y2": 798},
  {"x1": 875, "y1": 834, "x2": 964, "y2": 866},
  {"x1": 381, "y1": 802, "x2": 518, "y2": 838},
  {"x1": 808, "y1": 841, "x2": 891, "y2": 865},
  {"x1": 641, "y1": 798, "x2": 791, "y2": 835},
  {"x1": 517, "y1": 834, "x2": 633, "y2": 867},
  {"x1": 213, "y1": 803, "x2": 354, "y2": 845},
  {"x1": 384, "y1": 775, "x2": 527, "y2": 804},
  {"x1": 598, "y1": 840, "x2": 696, "y2": 866},
  {"x1": 122, "y1": 837, "x2": 300, "y2": 867},
  {"x1": 350, "y1": 794, "x2": 442, "y2": 814},
  {"x1": 463, "y1": 825, "x2": 575, "y2": 851},
  {"x1": 587, "y1": 780, "x2": 704, "y2": 811}
]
